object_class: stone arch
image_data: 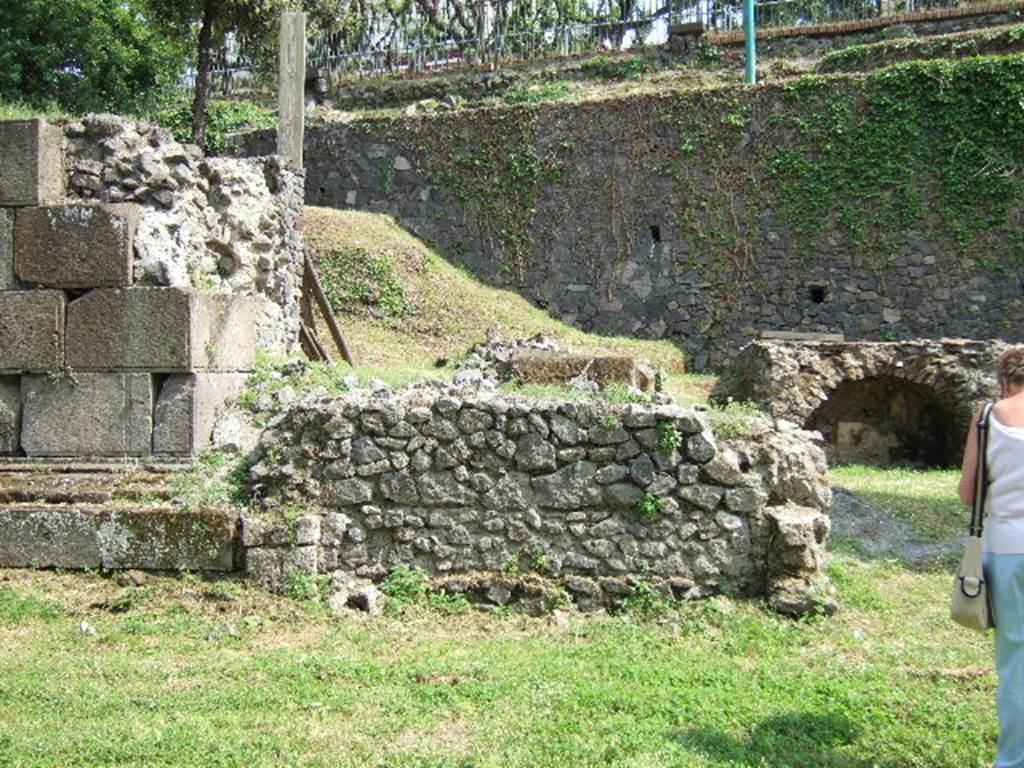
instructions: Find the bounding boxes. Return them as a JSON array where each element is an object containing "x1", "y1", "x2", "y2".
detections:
[
  {"x1": 725, "y1": 339, "x2": 1005, "y2": 467},
  {"x1": 806, "y1": 375, "x2": 967, "y2": 467}
]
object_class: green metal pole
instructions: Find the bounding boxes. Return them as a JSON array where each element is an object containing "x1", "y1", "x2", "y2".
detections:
[{"x1": 744, "y1": 0, "x2": 756, "y2": 84}]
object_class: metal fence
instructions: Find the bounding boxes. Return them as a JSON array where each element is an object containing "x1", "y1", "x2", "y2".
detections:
[{"x1": 186, "y1": 0, "x2": 991, "y2": 92}]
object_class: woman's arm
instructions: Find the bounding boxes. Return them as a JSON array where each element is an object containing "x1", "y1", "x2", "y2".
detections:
[{"x1": 958, "y1": 408, "x2": 982, "y2": 508}]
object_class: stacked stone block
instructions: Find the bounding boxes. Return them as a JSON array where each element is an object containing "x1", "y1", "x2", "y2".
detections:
[{"x1": 0, "y1": 119, "x2": 253, "y2": 458}]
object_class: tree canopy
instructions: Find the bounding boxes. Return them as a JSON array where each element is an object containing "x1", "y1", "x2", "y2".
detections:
[{"x1": 0, "y1": 0, "x2": 187, "y2": 114}]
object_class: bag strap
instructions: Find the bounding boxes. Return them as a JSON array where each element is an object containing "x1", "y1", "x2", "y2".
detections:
[{"x1": 970, "y1": 403, "x2": 994, "y2": 537}]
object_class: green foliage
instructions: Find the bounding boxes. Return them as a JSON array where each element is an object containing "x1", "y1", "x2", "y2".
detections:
[
  {"x1": 769, "y1": 55, "x2": 1024, "y2": 268},
  {"x1": 168, "y1": 450, "x2": 253, "y2": 509},
  {"x1": 316, "y1": 245, "x2": 407, "y2": 320},
  {"x1": 380, "y1": 564, "x2": 430, "y2": 615},
  {"x1": 0, "y1": 0, "x2": 187, "y2": 114},
  {"x1": 618, "y1": 579, "x2": 673, "y2": 620},
  {"x1": 0, "y1": 588, "x2": 64, "y2": 626},
  {"x1": 636, "y1": 492, "x2": 664, "y2": 521},
  {"x1": 818, "y1": 23, "x2": 1024, "y2": 73},
  {"x1": 237, "y1": 352, "x2": 351, "y2": 412},
  {"x1": 580, "y1": 54, "x2": 653, "y2": 80},
  {"x1": 152, "y1": 99, "x2": 276, "y2": 155},
  {"x1": 502, "y1": 82, "x2": 573, "y2": 104},
  {"x1": 707, "y1": 400, "x2": 762, "y2": 440},
  {"x1": 598, "y1": 411, "x2": 623, "y2": 430},
  {"x1": 658, "y1": 420, "x2": 682, "y2": 453},
  {"x1": 600, "y1": 382, "x2": 650, "y2": 405},
  {"x1": 282, "y1": 569, "x2": 326, "y2": 602}
]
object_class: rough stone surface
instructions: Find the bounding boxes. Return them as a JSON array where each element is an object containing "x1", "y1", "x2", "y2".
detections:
[
  {"x1": 153, "y1": 373, "x2": 250, "y2": 455},
  {"x1": 64, "y1": 115, "x2": 303, "y2": 352},
  {"x1": 0, "y1": 505, "x2": 237, "y2": 570},
  {"x1": 0, "y1": 119, "x2": 64, "y2": 206},
  {"x1": 66, "y1": 288, "x2": 256, "y2": 371},
  {"x1": 721, "y1": 338, "x2": 1003, "y2": 466},
  {"x1": 245, "y1": 389, "x2": 834, "y2": 614},
  {"x1": 0, "y1": 209, "x2": 14, "y2": 290},
  {"x1": 14, "y1": 203, "x2": 139, "y2": 288},
  {"x1": 0, "y1": 377, "x2": 20, "y2": 454},
  {"x1": 508, "y1": 352, "x2": 656, "y2": 391},
  {"x1": 21, "y1": 373, "x2": 153, "y2": 457},
  {"x1": 0, "y1": 290, "x2": 64, "y2": 373}
]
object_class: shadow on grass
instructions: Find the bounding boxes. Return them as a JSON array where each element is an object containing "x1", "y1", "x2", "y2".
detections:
[{"x1": 672, "y1": 712, "x2": 888, "y2": 768}]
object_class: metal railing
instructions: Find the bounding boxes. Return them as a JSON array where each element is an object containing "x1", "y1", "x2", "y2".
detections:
[{"x1": 182, "y1": 0, "x2": 994, "y2": 92}]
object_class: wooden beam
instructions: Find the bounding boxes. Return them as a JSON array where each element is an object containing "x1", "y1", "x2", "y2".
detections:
[
  {"x1": 304, "y1": 253, "x2": 356, "y2": 367},
  {"x1": 277, "y1": 11, "x2": 306, "y2": 169}
]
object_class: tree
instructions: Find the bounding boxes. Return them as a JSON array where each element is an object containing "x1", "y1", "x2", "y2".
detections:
[
  {"x1": 144, "y1": 0, "x2": 294, "y2": 148},
  {"x1": 0, "y1": 0, "x2": 187, "y2": 114}
]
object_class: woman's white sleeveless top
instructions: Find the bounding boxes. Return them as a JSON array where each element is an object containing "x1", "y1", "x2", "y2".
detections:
[{"x1": 983, "y1": 412, "x2": 1024, "y2": 554}]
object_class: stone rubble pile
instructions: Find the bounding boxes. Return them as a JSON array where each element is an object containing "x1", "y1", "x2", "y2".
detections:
[{"x1": 243, "y1": 388, "x2": 836, "y2": 616}]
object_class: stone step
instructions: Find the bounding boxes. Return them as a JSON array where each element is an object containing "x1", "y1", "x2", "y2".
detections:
[
  {"x1": 0, "y1": 502, "x2": 239, "y2": 571},
  {"x1": 0, "y1": 459, "x2": 240, "y2": 572}
]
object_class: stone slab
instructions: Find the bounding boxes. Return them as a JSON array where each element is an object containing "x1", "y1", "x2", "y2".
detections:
[
  {"x1": 508, "y1": 351, "x2": 656, "y2": 391},
  {"x1": 14, "y1": 203, "x2": 139, "y2": 288},
  {"x1": 0, "y1": 209, "x2": 15, "y2": 289},
  {"x1": 0, "y1": 120, "x2": 65, "y2": 206},
  {"x1": 21, "y1": 373, "x2": 153, "y2": 457},
  {"x1": 0, "y1": 376, "x2": 20, "y2": 454},
  {"x1": 66, "y1": 288, "x2": 257, "y2": 372},
  {"x1": 0, "y1": 505, "x2": 238, "y2": 570},
  {"x1": 0, "y1": 290, "x2": 64, "y2": 373},
  {"x1": 153, "y1": 372, "x2": 249, "y2": 455}
]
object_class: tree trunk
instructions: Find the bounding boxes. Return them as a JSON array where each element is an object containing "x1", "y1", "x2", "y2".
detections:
[{"x1": 191, "y1": 0, "x2": 217, "y2": 149}]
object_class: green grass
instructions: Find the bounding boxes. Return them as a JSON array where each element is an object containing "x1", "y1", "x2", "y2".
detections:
[
  {"x1": 829, "y1": 465, "x2": 965, "y2": 543},
  {"x1": 0, "y1": 557, "x2": 996, "y2": 767}
]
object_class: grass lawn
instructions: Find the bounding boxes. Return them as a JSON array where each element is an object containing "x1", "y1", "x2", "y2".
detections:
[{"x1": 0, "y1": 466, "x2": 997, "y2": 768}]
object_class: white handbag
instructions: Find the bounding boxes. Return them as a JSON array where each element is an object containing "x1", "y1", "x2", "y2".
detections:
[{"x1": 951, "y1": 403, "x2": 994, "y2": 631}]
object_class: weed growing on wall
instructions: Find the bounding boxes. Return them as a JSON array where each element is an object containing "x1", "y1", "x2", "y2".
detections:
[{"x1": 637, "y1": 492, "x2": 664, "y2": 521}]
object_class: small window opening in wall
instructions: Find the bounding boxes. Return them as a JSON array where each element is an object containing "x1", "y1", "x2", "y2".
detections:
[
  {"x1": 809, "y1": 285, "x2": 827, "y2": 304},
  {"x1": 650, "y1": 224, "x2": 661, "y2": 243}
]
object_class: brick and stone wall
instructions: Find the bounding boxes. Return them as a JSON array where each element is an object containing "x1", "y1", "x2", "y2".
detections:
[
  {"x1": 243, "y1": 387, "x2": 835, "y2": 616},
  {"x1": 0, "y1": 117, "x2": 303, "y2": 458}
]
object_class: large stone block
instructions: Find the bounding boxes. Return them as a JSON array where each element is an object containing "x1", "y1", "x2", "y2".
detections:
[
  {"x1": 508, "y1": 351, "x2": 656, "y2": 391},
  {"x1": 66, "y1": 288, "x2": 257, "y2": 371},
  {"x1": 153, "y1": 372, "x2": 249, "y2": 455},
  {"x1": 14, "y1": 203, "x2": 139, "y2": 288},
  {"x1": 0, "y1": 290, "x2": 64, "y2": 373},
  {"x1": 0, "y1": 120, "x2": 64, "y2": 206},
  {"x1": 0, "y1": 506, "x2": 238, "y2": 570},
  {"x1": 0, "y1": 376, "x2": 20, "y2": 454},
  {"x1": 21, "y1": 372, "x2": 153, "y2": 456},
  {"x1": 0, "y1": 209, "x2": 15, "y2": 289}
]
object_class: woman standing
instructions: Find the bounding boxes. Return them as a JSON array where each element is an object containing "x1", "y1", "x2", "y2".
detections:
[{"x1": 960, "y1": 347, "x2": 1024, "y2": 768}]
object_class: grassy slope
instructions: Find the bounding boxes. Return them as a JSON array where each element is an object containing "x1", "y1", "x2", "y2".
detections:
[{"x1": 302, "y1": 206, "x2": 714, "y2": 403}]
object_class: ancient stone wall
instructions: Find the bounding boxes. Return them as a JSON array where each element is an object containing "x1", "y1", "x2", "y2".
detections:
[
  {"x1": 64, "y1": 115, "x2": 304, "y2": 351},
  {"x1": 244, "y1": 388, "x2": 835, "y2": 616},
  {"x1": 0, "y1": 116, "x2": 303, "y2": 458},
  {"x1": 238, "y1": 55, "x2": 1024, "y2": 367}
]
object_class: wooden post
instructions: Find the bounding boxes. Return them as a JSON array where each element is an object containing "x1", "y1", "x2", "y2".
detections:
[{"x1": 277, "y1": 11, "x2": 306, "y2": 169}]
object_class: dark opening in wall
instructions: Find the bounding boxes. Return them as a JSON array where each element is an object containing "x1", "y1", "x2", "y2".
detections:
[
  {"x1": 650, "y1": 225, "x2": 661, "y2": 243},
  {"x1": 806, "y1": 376, "x2": 962, "y2": 468},
  {"x1": 809, "y1": 285, "x2": 827, "y2": 304}
]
